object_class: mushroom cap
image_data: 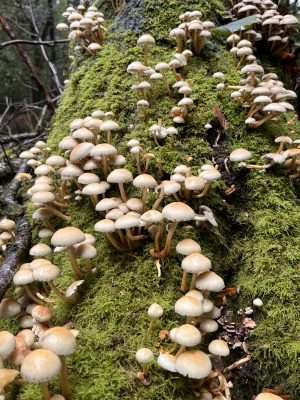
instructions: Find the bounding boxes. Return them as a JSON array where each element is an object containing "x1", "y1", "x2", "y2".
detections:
[
  {"x1": 176, "y1": 239, "x2": 201, "y2": 255},
  {"x1": 0, "y1": 331, "x2": 16, "y2": 359},
  {"x1": 184, "y1": 176, "x2": 206, "y2": 191},
  {"x1": 175, "y1": 295, "x2": 203, "y2": 317},
  {"x1": 199, "y1": 167, "x2": 221, "y2": 181},
  {"x1": 96, "y1": 197, "x2": 122, "y2": 212},
  {"x1": 91, "y1": 143, "x2": 117, "y2": 157},
  {"x1": 195, "y1": 271, "x2": 225, "y2": 292},
  {"x1": 229, "y1": 148, "x2": 252, "y2": 162},
  {"x1": 181, "y1": 253, "x2": 212, "y2": 274},
  {"x1": 255, "y1": 394, "x2": 283, "y2": 400},
  {"x1": 61, "y1": 164, "x2": 82, "y2": 178},
  {"x1": 157, "y1": 352, "x2": 177, "y2": 372},
  {"x1": 31, "y1": 305, "x2": 52, "y2": 323},
  {"x1": 0, "y1": 218, "x2": 15, "y2": 232},
  {"x1": 115, "y1": 214, "x2": 140, "y2": 230},
  {"x1": 40, "y1": 327, "x2": 76, "y2": 356},
  {"x1": 253, "y1": 96, "x2": 272, "y2": 105},
  {"x1": 199, "y1": 319, "x2": 219, "y2": 333},
  {"x1": 126, "y1": 198, "x2": 144, "y2": 213},
  {"x1": 78, "y1": 173, "x2": 100, "y2": 185},
  {"x1": 241, "y1": 64, "x2": 264, "y2": 74},
  {"x1": 33, "y1": 263, "x2": 60, "y2": 282},
  {"x1": 208, "y1": 339, "x2": 230, "y2": 357},
  {"x1": 59, "y1": 136, "x2": 78, "y2": 151},
  {"x1": 274, "y1": 136, "x2": 293, "y2": 144},
  {"x1": 46, "y1": 155, "x2": 65, "y2": 167},
  {"x1": 65, "y1": 280, "x2": 84, "y2": 298},
  {"x1": 137, "y1": 34, "x2": 155, "y2": 46},
  {"x1": 135, "y1": 348, "x2": 154, "y2": 364},
  {"x1": 160, "y1": 180, "x2": 181, "y2": 195},
  {"x1": 13, "y1": 269, "x2": 34, "y2": 286},
  {"x1": 51, "y1": 227, "x2": 85, "y2": 247},
  {"x1": 147, "y1": 303, "x2": 163, "y2": 319},
  {"x1": 75, "y1": 243, "x2": 97, "y2": 259},
  {"x1": 70, "y1": 142, "x2": 94, "y2": 163},
  {"x1": 31, "y1": 191, "x2": 55, "y2": 204},
  {"x1": 133, "y1": 174, "x2": 158, "y2": 189},
  {"x1": 107, "y1": 168, "x2": 133, "y2": 184},
  {"x1": 172, "y1": 324, "x2": 201, "y2": 347},
  {"x1": 0, "y1": 368, "x2": 19, "y2": 392},
  {"x1": 263, "y1": 103, "x2": 286, "y2": 113},
  {"x1": 94, "y1": 219, "x2": 116, "y2": 233},
  {"x1": 72, "y1": 127, "x2": 94, "y2": 141},
  {"x1": 100, "y1": 120, "x2": 120, "y2": 132},
  {"x1": 162, "y1": 202, "x2": 195, "y2": 222},
  {"x1": 141, "y1": 210, "x2": 163, "y2": 224},
  {"x1": 30, "y1": 243, "x2": 52, "y2": 257},
  {"x1": 82, "y1": 182, "x2": 109, "y2": 196},
  {"x1": 175, "y1": 351, "x2": 212, "y2": 379},
  {"x1": 106, "y1": 208, "x2": 124, "y2": 220},
  {"x1": 0, "y1": 299, "x2": 21, "y2": 318},
  {"x1": 21, "y1": 349, "x2": 61, "y2": 383}
]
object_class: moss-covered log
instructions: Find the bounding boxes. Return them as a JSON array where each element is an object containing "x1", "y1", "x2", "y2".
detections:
[{"x1": 2, "y1": 1, "x2": 300, "y2": 399}]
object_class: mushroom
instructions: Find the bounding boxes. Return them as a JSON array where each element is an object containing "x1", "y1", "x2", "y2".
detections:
[
  {"x1": 0, "y1": 331, "x2": 16, "y2": 361},
  {"x1": 133, "y1": 174, "x2": 158, "y2": 206},
  {"x1": 175, "y1": 350, "x2": 212, "y2": 379},
  {"x1": 21, "y1": 349, "x2": 61, "y2": 400},
  {"x1": 160, "y1": 202, "x2": 195, "y2": 258},
  {"x1": 40, "y1": 327, "x2": 76, "y2": 400},
  {"x1": 107, "y1": 169, "x2": 133, "y2": 202},
  {"x1": 181, "y1": 253, "x2": 211, "y2": 292},
  {"x1": 51, "y1": 227, "x2": 85, "y2": 278},
  {"x1": 94, "y1": 219, "x2": 124, "y2": 251},
  {"x1": 147, "y1": 303, "x2": 163, "y2": 335},
  {"x1": 0, "y1": 368, "x2": 19, "y2": 395},
  {"x1": 100, "y1": 120, "x2": 120, "y2": 143},
  {"x1": 135, "y1": 347, "x2": 154, "y2": 376},
  {"x1": 137, "y1": 34, "x2": 155, "y2": 65}
]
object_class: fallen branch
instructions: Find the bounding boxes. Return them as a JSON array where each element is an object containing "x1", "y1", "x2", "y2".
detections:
[
  {"x1": 0, "y1": 39, "x2": 69, "y2": 49},
  {"x1": 0, "y1": 162, "x2": 31, "y2": 300}
]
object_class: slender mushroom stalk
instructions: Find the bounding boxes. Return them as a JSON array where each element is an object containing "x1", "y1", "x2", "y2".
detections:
[
  {"x1": 160, "y1": 222, "x2": 178, "y2": 258},
  {"x1": 60, "y1": 356, "x2": 72, "y2": 400},
  {"x1": 67, "y1": 247, "x2": 82, "y2": 279}
]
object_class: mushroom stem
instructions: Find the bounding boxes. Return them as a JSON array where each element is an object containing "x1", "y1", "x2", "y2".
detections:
[
  {"x1": 190, "y1": 273, "x2": 197, "y2": 289},
  {"x1": 43, "y1": 206, "x2": 70, "y2": 221},
  {"x1": 118, "y1": 183, "x2": 128, "y2": 202},
  {"x1": 67, "y1": 247, "x2": 82, "y2": 279},
  {"x1": 251, "y1": 113, "x2": 275, "y2": 128},
  {"x1": 154, "y1": 223, "x2": 163, "y2": 253},
  {"x1": 105, "y1": 233, "x2": 124, "y2": 251},
  {"x1": 143, "y1": 46, "x2": 149, "y2": 66},
  {"x1": 175, "y1": 345, "x2": 186, "y2": 357},
  {"x1": 127, "y1": 229, "x2": 147, "y2": 242},
  {"x1": 102, "y1": 156, "x2": 108, "y2": 177},
  {"x1": 48, "y1": 281, "x2": 75, "y2": 304},
  {"x1": 195, "y1": 182, "x2": 211, "y2": 198},
  {"x1": 152, "y1": 191, "x2": 164, "y2": 210},
  {"x1": 24, "y1": 285, "x2": 45, "y2": 305},
  {"x1": 41, "y1": 383, "x2": 50, "y2": 400},
  {"x1": 159, "y1": 222, "x2": 178, "y2": 258},
  {"x1": 60, "y1": 356, "x2": 72, "y2": 400},
  {"x1": 141, "y1": 188, "x2": 149, "y2": 205},
  {"x1": 107, "y1": 131, "x2": 112, "y2": 144},
  {"x1": 91, "y1": 195, "x2": 98, "y2": 207},
  {"x1": 147, "y1": 320, "x2": 155, "y2": 337},
  {"x1": 135, "y1": 153, "x2": 142, "y2": 175},
  {"x1": 180, "y1": 271, "x2": 189, "y2": 292},
  {"x1": 277, "y1": 143, "x2": 284, "y2": 153}
]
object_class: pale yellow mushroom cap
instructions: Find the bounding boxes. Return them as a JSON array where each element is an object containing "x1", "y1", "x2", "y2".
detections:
[
  {"x1": 40, "y1": 327, "x2": 76, "y2": 356},
  {"x1": 21, "y1": 349, "x2": 61, "y2": 383},
  {"x1": 175, "y1": 350, "x2": 212, "y2": 379},
  {"x1": 51, "y1": 227, "x2": 85, "y2": 247}
]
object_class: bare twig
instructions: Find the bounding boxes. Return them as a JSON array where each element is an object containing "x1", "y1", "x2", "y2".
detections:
[{"x1": 0, "y1": 39, "x2": 69, "y2": 49}]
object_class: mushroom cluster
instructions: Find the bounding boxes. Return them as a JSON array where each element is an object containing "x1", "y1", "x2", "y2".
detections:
[
  {"x1": 221, "y1": 35, "x2": 297, "y2": 128},
  {"x1": 0, "y1": 326, "x2": 78, "y2": 400},
  {"x1": 0, "y1": 217, "x2": 16, "y2": 261},
  {"x1": 136, "y1": 238, "x2": 232, "y2": 398},
  {"x1": 56, "y1": 4, "x2": 105, "y2": 56},
  {"x1": 230, "y1": 0, "x2": 299, "y2": 54}
]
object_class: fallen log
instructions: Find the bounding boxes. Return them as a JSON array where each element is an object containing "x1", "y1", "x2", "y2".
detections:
[{"x1": 0, "y1": 162, "x2": 31, "y2": 300}]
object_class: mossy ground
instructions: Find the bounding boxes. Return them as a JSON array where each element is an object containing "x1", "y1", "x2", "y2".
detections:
[{"x1": 2, "y1": 0, "x2": 300, "y2": 398}]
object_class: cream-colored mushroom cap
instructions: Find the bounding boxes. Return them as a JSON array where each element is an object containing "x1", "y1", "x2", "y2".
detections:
[
  {"x1": 32, "y1": 305, "x2": 52, "y2": 323},
  {"x1": 175, "y1": 295, "x2": 203, "y2": 317},
  {"x1": 162, "y1": 202, "x2": 195, "y2": 222},
  {"x1": 0, "y1": 299, "x2": 21, "y2": 318},
  {"x1": 40, "y1": 327, "x2": 76, "y2": 356},
  {"x1": 78, "y1": 173, "x2": 100, "y2": 185},
  {"x1": 91, "y1": 110, "x2": 105, "y2": 119},
  {"x1": 61, "y1": 164, "x2": 83, "y2": 178},
  {"x1": 196, "y1": 271, "x2": 225, "y2": 292},
  {"x1": 95, "y1": 219, "x2": 116, "y2": 233},
  {"x1": 82, "y1": 182, "x2": 109, "y2": 196},
  {"x1": 30, "y1": 258, "x2": 52, "y2": 270},
  {"x1": 51, "y1": 227, "x2": 85, "y2": 247},
  {"x1": 21, "y1": 349, "x2": 61, "y2": 383},
  {"x1": 176, "y1": 239, "x2": 201, "y2": 256},
  {"x1": 199, "y1": 167, "x2": 221, "y2": 181},
  {"x1": 70, "y1": 119, "x2": 83, "y2": 131},
  {"x1": 157, "y1": 352, "x2": 177, "y2": 372},
  {"x1": 148, "y1": 303, "x2": 163, "y2": 319},
  {"x1": 173, "y1": 324, "x2": 201, "y2": 347},
  {"x1": 263, "y1": 103, "x2": 286, "y2": 113},
  {"x1": 107, "y1": 169, "x2": 133, "y2": 184},
  {"x1": 96, "y1": 197, "x2": 122, "y2": 212},
  {"x1": 115, "y1": 214, "x2": 140, "y2": 230},
  {"x1": 30, "y1": 243, "x2": 51, "y2": 257},
  {"x1": 106, "y1": 208, "x2": 124, "y2": 220},
  {"x1": 137, "y1": 34, "x2": 155, "y2": 46},
  {"x1": 46, "y1": 155, "x2": 65, "y2": 167},
  {"x1": 90, "y1": 143, "x2": 117, "y2": 157},
  {"x1": 199, "y1": 319, "x2": 219, "y2": 333},
  {"x1": 70, "y1": 142, "x2": 94, "y2": 164},
  {"x1": 229, "y1": 148, "x2": 252, "y2": 162},
  {"x1": 141, "y1": 210, "x2": 163, "y2": 224},
  {"x1": 59, "y1": 136, "x2": 78, "y2": 151},
  {"x1": 133, "y1": 174, "x2": 158, "y2": 189},
  {"x1": 50, "y1": 395, "x2": 66, "y2": 400},
  {"x1": 72, "y1": 127, "x2": 94, "y2": 141},
  {"x1": 182, "y1": 253, "x2": 211, "y2": 274},
  {"x1": 184, "y1": 176, "x2": 206, "y2": 191},
  {"x1": 208, "y1": 339, "x2": 230, "y2": 357},
  {"x1": 0, "y1": 218, "x2": 16, "y2": 232},
  {"x1": 126, "y1": 198, "x2": 144, "y2": 213},
  {"x1": 31, "y1": 191, "x2": 55, "y2": 205},
  {"x1": 100, "y1": 120, "x2": 120, "y2": 132},
  {"x1": 0, "y1": 331, "x2": 16, "y2": 359},
  {"x1": 0, "y1": 368, "x2": 19, "y2": 392},
  {"x1": 33, "y1": 263, "x2": 60, "y2": 282},
  {"x1": 160, "y1": 180, "x2": 181, "y2": 195},
  {"x1": 13, "y1": 269, "x2": 34, "y2": 286},
  {"x1": 75, "y1": 243, "x2": 97, "y2": 259},
  {"x1": 274, "y1": 136, "x2": 293, "y2": 144},
  {"x1": 255, "y1": 394, "x2": 283, "y2": 400},
  {"x1": 135, "y1": 348, "x2": 154, "y2": 364},
  {"x1": 17, "y1": 330, "x2": 35, "y2": 347},
  {"x1": 176, "y1": 350, "x2": 212, "y2": 379}
]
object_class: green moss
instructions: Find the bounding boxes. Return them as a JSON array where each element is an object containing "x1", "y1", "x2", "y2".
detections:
[{"x1": 3, "y1": 2, "x2": 300, "y2": 398}]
